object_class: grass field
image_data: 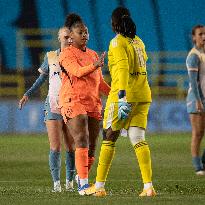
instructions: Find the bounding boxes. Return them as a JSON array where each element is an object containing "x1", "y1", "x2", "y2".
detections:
[{"x1": 0, "y1": 133, "x2": 205, "y2": 205}]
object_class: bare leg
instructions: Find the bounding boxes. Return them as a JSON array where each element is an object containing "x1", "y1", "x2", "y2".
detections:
[
  {"x1": 88, "y1": 117, "x2": 100, "y2": 157},
  {"x1": 190, "y1": 113, "x2": 205, "y2": 157},
  {"x1": 190, "y1": 113, "x2": 205, "y2": 172},
  {"x1": 62, "y1": 122, "x2": 75, "y2": 152},
  {"x1": 46, "y1": 120, "x2": 63, "y2": 151},
  {"x1": 66, "y1": 114, "x2": 89, "y2": 148},
  {"x1": 104, "y1": 127, "x2": 120, "y2": 142}
]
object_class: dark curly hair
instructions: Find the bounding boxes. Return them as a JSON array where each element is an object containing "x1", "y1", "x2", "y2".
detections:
[
  {"x1": 111, "y1": 7, "x2": 136, "y2": 39},
  {"x1": 64, "y1": 13, "x2": 83, "y2": 30}
]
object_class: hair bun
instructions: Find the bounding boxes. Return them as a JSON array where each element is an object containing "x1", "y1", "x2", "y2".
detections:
[{"x1": 64, "y1": 13, "x2": 83, "y2": 29}]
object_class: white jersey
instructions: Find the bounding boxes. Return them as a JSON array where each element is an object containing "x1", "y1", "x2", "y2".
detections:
[
  {"x1": 47, "y1": 50, "x2": 62, "y2": 114},
  {"x1": 187, "y1": 47, "x2": 205, "y2": 98}
]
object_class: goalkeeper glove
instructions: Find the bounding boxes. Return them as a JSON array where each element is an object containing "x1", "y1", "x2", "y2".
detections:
[{"x1": 118, "y1": 90, "x2": 131, "y2": 120}]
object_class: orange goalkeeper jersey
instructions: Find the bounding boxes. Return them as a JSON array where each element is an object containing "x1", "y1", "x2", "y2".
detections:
[{"x1": 59, "y1": 45, "x2": 110, "y2": 113}]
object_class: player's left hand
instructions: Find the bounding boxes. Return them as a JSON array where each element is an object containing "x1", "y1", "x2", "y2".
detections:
[{"x1": 18, "y1": 95, "x2": 29, "y2": 110}]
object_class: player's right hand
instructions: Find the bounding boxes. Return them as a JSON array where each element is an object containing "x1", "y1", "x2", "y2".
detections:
[
  {"x1": 94, "y1": 51, "x2": 106, "y2": 69},
  {"x1": 196, "y1": 100, "x2": 204, "y2": 113},
  {"x1": 18, "y1": 95, "x2": 29, "y2": 110}
]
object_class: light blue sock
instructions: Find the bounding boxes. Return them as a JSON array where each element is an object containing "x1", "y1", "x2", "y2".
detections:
[
  {"x1": 49, "y1": 150, "x2": 61, "y2": 182},
  {"x1": 201, "y1": 149, "x2": 205, "y2": 167},
  {"x1": 65, "y1": 151, "x2": 75, "y2": 181},
  {"x1": 192, "y1": 156, "x2": 203, "y2": 171}
]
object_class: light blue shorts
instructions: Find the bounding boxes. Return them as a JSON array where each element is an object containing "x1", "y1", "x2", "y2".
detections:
[
  {"x1": 186, "y1": 94, "x2": 205, "y2": 114},
  {"x1": 44, "y1": 96, "x2": 63, "y2": 121}
]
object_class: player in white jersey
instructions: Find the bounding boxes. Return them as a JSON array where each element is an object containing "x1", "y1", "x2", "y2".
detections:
[
  {"x1": 19, "y1": 27, "x2": 75, "y2": 192},
  {"x1": 186, "y1": 25, "x2": 205, "y2": 175}
]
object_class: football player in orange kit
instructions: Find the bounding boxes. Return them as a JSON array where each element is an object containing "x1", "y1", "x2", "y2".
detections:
[{"x1": 59, "y1": 13, "x2": 110, "y2": 195}]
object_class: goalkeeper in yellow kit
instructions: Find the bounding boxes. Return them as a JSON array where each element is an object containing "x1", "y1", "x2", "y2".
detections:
[{"x1": 83, "y1": 6, "x2": 156, "y2": 197}]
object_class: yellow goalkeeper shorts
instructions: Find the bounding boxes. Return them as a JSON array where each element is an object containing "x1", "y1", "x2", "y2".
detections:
[{"x1": 103, "y1": 102, "x2": 151, "y2": 131}]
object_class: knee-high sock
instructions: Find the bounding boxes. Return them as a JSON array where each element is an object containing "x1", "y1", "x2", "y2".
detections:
[
  {"x1": 96, "y1": 141, "x2": 115, "y2": 182},
  {"x1": 49, "y1": 150, "x2": 61, "y2": 182},
  {"x1": 192, "y1": 156, "x2": 203, "y2": 171},
  {"x1": 75, "y1": 148, "x2": 88, "y2": 179},
  {"x1": 133, "y1": 141, "x2": 152, "y2": 183},
  {"x1": 201, "y1": 149, "x2": 205, "y2": 168},
  {"x1": 88, "y1": 156, "x2": 95, "y2": 172},
  {"x1": 65, "y1": 151, "x2": 75, "y2": 181}
]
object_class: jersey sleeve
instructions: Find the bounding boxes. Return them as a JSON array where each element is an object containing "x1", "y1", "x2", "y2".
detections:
[
  {"x1": 110, "y1": 38, "x2": 129, "y2": 91},
  {"x1": 38, "y1": 54, "x2": 49, "y2": 75},
  {"x1": 186, "y1": 53, "x2": 200, "y2": 100},
  {"x1": 143, "y1": 46, "x2": 148, "y2": 62},
  {"x1": 139, "y1": 38, "x2": 148, "y2": 61},
  {"x1": 188, "y1": 71, "x2": 200, "y2": 100},
  {"x1": 24, "y1": 73, "x2": 47, "y2": 97},
  {"x1": 59, "y1": 49, "x2": 97, "y2": 78},
  {"x1": 186, "y1": 53, "x2": 200, "y2": 71}
]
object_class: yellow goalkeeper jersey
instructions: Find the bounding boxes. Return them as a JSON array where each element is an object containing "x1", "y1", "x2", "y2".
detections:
[{"x1": 107, "y1": 34, "x2": 152, "y2": 103}]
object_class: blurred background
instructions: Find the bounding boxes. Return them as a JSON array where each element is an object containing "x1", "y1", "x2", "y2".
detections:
[{"x1": 0, "y1": 0, "x2": 204, "y2": 134}]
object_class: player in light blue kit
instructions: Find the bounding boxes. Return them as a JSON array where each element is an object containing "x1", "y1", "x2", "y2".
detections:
[
  {"x1": 186, "y1": 25, "x2": 205, "y2": 175},
  {"x1": 19, "y1": 27, "x2": 75, "y2": 192}
]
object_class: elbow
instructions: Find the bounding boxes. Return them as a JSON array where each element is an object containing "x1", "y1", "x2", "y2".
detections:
[{"x1": 75, "y1": 73, "x2": 83, "y2": 78}]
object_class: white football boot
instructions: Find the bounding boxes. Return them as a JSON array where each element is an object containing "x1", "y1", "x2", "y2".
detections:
[
  {"x1": 65, "y1": 179, "x2": 74, "y2": 191},
  {"x1": 52, "y1": 180, "x2": 62, "y2": 193}
]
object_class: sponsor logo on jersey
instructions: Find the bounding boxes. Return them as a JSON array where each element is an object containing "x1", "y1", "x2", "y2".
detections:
[{"x1": 130, "y1": 71, "x2": 147, "y2": 76}]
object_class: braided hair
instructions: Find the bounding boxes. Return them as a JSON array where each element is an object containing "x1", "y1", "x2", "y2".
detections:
[
  {"x1": 64, "y1": 13, "x2": 83, "y2": 30},
  {"x1": 111, "y1": 7, "x2": 136, "y2": 39}
]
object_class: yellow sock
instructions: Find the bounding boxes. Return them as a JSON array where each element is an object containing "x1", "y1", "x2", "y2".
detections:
[
  {"x1": 134, "y1": 141, "x2": 152, "y2": 183},
  {"x1": 96, "y1": 141, "x2": 115, "y2": 182}
]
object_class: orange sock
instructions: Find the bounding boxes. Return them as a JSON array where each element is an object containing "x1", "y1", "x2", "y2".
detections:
[
  {"x1": 88, "y1": 156, "x2": 95, "y2": 172},
  {"x1": 75, "y1": 148, "x2": 88, "y2": 179}
]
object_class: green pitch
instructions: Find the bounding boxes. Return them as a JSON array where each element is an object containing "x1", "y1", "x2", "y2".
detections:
[{"x1": 0, "y1": 133, "x2": 205, "y2": 205}]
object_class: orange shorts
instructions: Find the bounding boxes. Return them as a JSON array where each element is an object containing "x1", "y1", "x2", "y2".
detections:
[{"x1": 60, "y1": 102, "x2": 102, "y2": 124}]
